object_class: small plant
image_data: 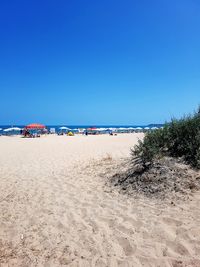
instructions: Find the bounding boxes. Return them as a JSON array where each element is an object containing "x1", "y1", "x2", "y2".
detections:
[
  {"x1": 102, "y1": 153, "x2": 113, "y2": 161},
  {"x1": 133, "y1": 107, "x2": 200, "y2": 169}
]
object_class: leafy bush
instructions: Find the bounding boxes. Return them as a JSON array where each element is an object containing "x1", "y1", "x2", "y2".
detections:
[{"x1": 133, "y1": 107, "x2": 200, "y2": 169}]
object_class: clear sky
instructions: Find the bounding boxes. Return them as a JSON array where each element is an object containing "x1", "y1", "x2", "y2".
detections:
[{"x1": 0, "y1": 0, "x2": 200, "y2": 125}]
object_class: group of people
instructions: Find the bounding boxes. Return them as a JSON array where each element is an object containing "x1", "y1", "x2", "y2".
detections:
[{"x1": 23, "y1": 129, "x2": 41, "y2": 138}]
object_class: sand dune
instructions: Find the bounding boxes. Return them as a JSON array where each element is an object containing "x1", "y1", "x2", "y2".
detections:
[{"x1": 0, "y1": 134, "x2": 200, "y2": 266}]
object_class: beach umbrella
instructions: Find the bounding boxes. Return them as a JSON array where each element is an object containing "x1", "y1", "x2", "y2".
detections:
[
  {"x1": 59, "y1": 126, "x2": 71, "y2": 130},
  {"x1": 135, "y1": 127, "x2": 143, "y2": 132},
  {"x1": 78, "y1": 128, "x2": 85, "y2": 133},
  {"x1": 98, "y1": 128, "x2": 106, "y2": 131},
  {"x1": 108, "y1": 127, "x2": 116, "y2": 131},
  {"x1": 3, "y1": 128, "x2": 11, "y2": 132},
  {"x1": 87, "y1": 127, "x2": 97, "y2": 131},
  {"x1": 13, "y1": 127, "x2": 21, "y2": 131},
  {"x1": 3, "y1": 127, "x2": 21, "y2": 132},
  {"x1": 25, "y1": 123, "x2": 46, "y2": 129},
  {"x1": 127, "y1": 127, "x2": 136, "y2": 131},
  {"x1": 70, "y1": 128, "x2": 79, "y2": 132},
  {"x1": 144, "y1": 127, "x2": 150, "y2": 130},
  {"x1": 151, "y1": 127, "x2": 158, "y2": 130}
]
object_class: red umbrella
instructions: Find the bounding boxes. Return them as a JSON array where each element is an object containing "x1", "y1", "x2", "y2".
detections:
[
  {"x1": 87, "y1": 127, "x2": 97, "y2": 131},
  {"x1": 25, "y1": 123, "x2": 46, "y2": 129}
]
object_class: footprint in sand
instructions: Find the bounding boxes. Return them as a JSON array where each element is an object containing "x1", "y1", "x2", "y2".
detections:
[
  {"x1": 162, "y1": 217, "x2": 182, "y2": 227},
  {"x1": 116, "y1": 224, "x2": 134, "y2": 236},
  {"x1": 165, "y1": 240, "x2": 191, "y2": 257},
  {"x1": 117, "y1": 236, "x2": 136, "y2": 256}
]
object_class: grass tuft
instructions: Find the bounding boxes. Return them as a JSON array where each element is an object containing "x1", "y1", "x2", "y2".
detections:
[{"x1": 133, "y1": 107, "x2": 200, "y2": 169}]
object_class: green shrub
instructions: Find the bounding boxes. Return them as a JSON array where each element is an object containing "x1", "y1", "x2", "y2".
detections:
[{"x1": 133, "y1": 108, "x2": 200, "y2": 168}]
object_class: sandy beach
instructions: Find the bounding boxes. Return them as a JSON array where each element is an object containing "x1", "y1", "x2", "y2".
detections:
[{"x1": 0, "y1": 133, "x2": 200, "y2": 267}]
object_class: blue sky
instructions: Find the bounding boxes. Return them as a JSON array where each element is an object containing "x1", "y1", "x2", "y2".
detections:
[{"x1": 0, "y1": 0, "x2": 200, "y2": 125}]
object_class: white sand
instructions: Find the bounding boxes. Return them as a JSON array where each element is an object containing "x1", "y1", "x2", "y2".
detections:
[{"x1": 0, "y1": 134, "x2": 200, "y2": 266}]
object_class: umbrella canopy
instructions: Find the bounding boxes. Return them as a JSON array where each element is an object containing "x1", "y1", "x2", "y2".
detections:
[
  {"x1": 59, "y1": 126, "x2": 71, "y2": 130},
  {"x1": 136, "y1": 127, "x2": 142, "y2": 130},
  {"x1": 78, "y1": 128, "x2": 85, "y2": 132},
  {"x1": 108, "y1": 127, "x2": 116, "y2": 131},
  {"x1": 87, "y1": 127, "x2": 97, "y2": 131},
  {"x1": 4, "y1": 127, "x2": 21, "y2": 132},
  {"x1": 151, "y1": 127, "x2": 158, "y2": 130},
  {"x1": 115, "y1": 127, "x2": 127, "y2": 132},
  {"x1": 25, "y1": 123, "x2": 46, "y2": 129},
  {"x1": 144, "y1": 127, "x2": 150, "y2": 130},
  {"x1": 98, "y1": 128, "x2": 107, "y2": 131},
  {"x1": 70, "y1": 128, "x2": 78, "y2": 132}
]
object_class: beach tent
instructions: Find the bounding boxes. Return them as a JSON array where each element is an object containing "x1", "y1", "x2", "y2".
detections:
[
  {"x1": 50, "y1": 128, "x2": 56, "y2": 134},
  {"x1": 25, "y1": 123, "x2": 46, "y2": 129}
]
